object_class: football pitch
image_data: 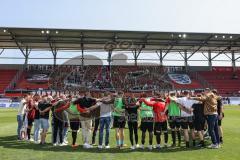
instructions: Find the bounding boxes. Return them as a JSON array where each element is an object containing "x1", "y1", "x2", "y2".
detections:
[{"x1": 0, "y1": 106, "x2": 240, "y2": 160}]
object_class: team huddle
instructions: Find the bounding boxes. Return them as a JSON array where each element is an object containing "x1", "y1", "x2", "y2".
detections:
[{"x1": 16, "y1": 88, "x2": 224, "y2": 150}]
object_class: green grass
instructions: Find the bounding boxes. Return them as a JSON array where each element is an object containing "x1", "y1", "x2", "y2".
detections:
[{"x1": 0, "y1": 105, "x2": 240, "y2": 160}]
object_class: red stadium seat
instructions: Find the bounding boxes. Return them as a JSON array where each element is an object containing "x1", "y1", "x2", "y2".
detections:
[
  {"x1": 198, "y1": 70, "x2": 240, "y2": 96},
  {"x1": 0, "y1": 69, "x2": 18, "y2": 93}
]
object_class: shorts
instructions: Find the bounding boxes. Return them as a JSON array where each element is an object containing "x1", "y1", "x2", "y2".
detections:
[
  {"x1": 194, "y1": 118, "x2": 205, "y2": 131},
  {"x1": 154, "y1": 121, "x2": 168, "y2": 135},
  {"x1": 70, "y1": 120, "x2": 80, "y2": 131},
  {"x1": 113, "y1": 116, "x2": 126, "y2": 129},
  {"x1": 168, "y1": 116, "x2": 181, "y2": 129},
  {"x1": 28, "y1": 119, "x2": 34, "y2": 126},
  {"x1": 180, "y1": 117, "x2": 194, "y2": 129},
  {"x1": 39, "y1": 118, "x2": 49, "y2": 130},
  {"x1": 140, "y1": 118, "x2": 154, "y2": 132}
]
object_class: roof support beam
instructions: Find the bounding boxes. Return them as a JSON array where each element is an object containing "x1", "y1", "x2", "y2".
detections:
[
  {"x1": 107, "y1": 49, "x2": 112, "y2": 67},
  {"x1": 156, "y1": 49, "x2": 168, "y2": 66},
  {"x1": 190, "y1": 35, "x2": 213, "y2": 55},
  {"x1": 165, "y1": 38, "x2": 179, "y2": 54},
  {"x1": 165, "y1": 45, "x2": 174, "y2": 54},
  {"x1": 184, "y1": 50, "x2": 188, "y2": 72},
  {"x1": 23, "y1": 47, "x2": 31, "y2": 66},
  {"x1": 80, "y1": 33, "x2": 85, "y2": 67},
  {"x1": 187, "y1": 52, "x2": 196, "y2": 60},
  {"x1": 179, "y1": 51, "x2": 185, "y2": 59},
  {"x1": 232, "y1": 51, "x2": 236, "y2": 71},
  {"x1": 0, "y1": 49, "x2": 4, "y2": 55},
  {"x1": 52, "y1": 48, "x2": 57, "y2": 66},
  {"x1": 162, "y1": 52, "x2": 168, "y2": 59},
  {"x1": 47, "y1": 36, "x2": 58, "y2": 66},
  {"x1": 201, "y1": 52, "x2": 209, "y2": 60},
  {"x1": 211, "y1": 52, "x2": 222, "y2": 61},
  {"x1": 208, "y1": 50, "x2": 212, "y2": 71},
  {"x1": 178, "y1": 51, "x2": 188, "y2": 71},
  {"x1": 81, "y1": 42, "x2": 84, "y2": 67},
  {"x1": 223, "y1": 53, "x2": 232, "y2": 60},
  {"x1": 9, "y1": 32, "x2": 25, "y2": 54},
  {"x1": 132, "y1": 45, "x2": 143, "y2": 66},
  {"x1": 156, "y1": 50, "x2": 163, "y2": 66},
  {"x1": 211, "y1": 46, "x2": 231, "y2": 61},
  {"x1": 235, "y1": 55, "x2": 240, "y2": 61},
  {"x1": 9, "y1": 31, "x2": 31, "y2": 65}
]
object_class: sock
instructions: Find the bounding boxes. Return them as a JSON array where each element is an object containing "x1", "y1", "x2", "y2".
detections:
[
  {"x1": 193, "y1": 140, "x2": 196, "y2": 146},
  {"x1": 141, "y1": 132, "x2": 146, "y2": 145},
  {"x1": 27, "y1": 128, "x2": 31, "y2": 140},
  {"x1": 177, "y1": 130, "x2": 181, "y2": 144},
  {"x1": 164, "y1": 132, "x2": 168, "y2": 144},
  {"x1": 135, "y1": 134, "x2": 138, "y2": 145},
  {"x1": 117, "y1": 140, "x2": 120, "y2": 146},
  {"x1": 149, "y1": 133, "x2": 153, "y2": 145},
  {"x1": 72, "y1": 132, "x2": 77, "y2": 145},
  {"x1": 171, "y1": 131, "x2": 176, "y2": 144},
  {"x1": 186, "y1": 141, "x2": 190, "y2": 148},
  {"x1": 92, "y1": 136, "x2": 95, "y2": 144},
  {"x1": 156, "y1": 134, "x2": 161, "y2": 144}
]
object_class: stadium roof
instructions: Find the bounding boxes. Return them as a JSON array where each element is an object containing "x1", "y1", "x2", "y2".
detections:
[{"x1": 0, "y1": 27, "x2": 240, "y2": 54}]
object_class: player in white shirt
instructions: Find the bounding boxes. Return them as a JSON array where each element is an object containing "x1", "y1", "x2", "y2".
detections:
[{"x1": 175, "y1": 91, "x2": 199, "y2": 148}]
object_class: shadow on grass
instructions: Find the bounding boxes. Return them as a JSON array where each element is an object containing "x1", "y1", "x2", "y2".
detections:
[{"x1": 0, "y1": 135, "x2": 206, "y2": 154}]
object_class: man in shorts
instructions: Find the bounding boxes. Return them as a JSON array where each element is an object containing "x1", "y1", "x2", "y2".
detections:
[
  {"x1": 192, "y1": 94, "x2": 205, "y2": 147},
  {"x1": 38, "y1": 96, "x2": 52, "y2": 145},
  {"x1": 174, "y1": 91, "x2": 198, "y2": 148},
  {"x1": 113, "y1": 91, "x2": 126, "y2": 149},
  {"x1": 140, "y1": 93, "x2": 168, "y2": 149},
  {"x1": 137, "y1": 93, "x2": 154, "y2": 150},
  {"x1": 166, "y1": 92, "x2": 181, "y2": 147}
]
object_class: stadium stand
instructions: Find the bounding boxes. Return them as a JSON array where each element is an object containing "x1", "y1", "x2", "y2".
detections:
[
  {"x1": 1, "y1": 64, "x2": 239, "y2": 97},
  {"x1": 0, "y1": 69, "x2": 18, "y2": 93},
  {"x1": 198, "y1": 69, "x2": 240, "y2": 96},
  {"x1": 16, "y1": 71, "x2": 49, "y2": 90},
  {"x1": 110, "y1": 66, "x2": 172, "y2": 91},
  {"x1": 171, "y1": 79, "x2": 202, "y2": 90}
]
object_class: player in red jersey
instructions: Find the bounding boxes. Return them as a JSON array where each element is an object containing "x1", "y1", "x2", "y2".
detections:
[{"x1": 140, "y1": 93, "x2": 168, "y2": 149}]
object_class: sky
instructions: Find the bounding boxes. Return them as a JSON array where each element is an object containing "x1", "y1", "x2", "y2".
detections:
[{"x1": 0, "y1": 0, "x2": 240, "y2": 66}]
